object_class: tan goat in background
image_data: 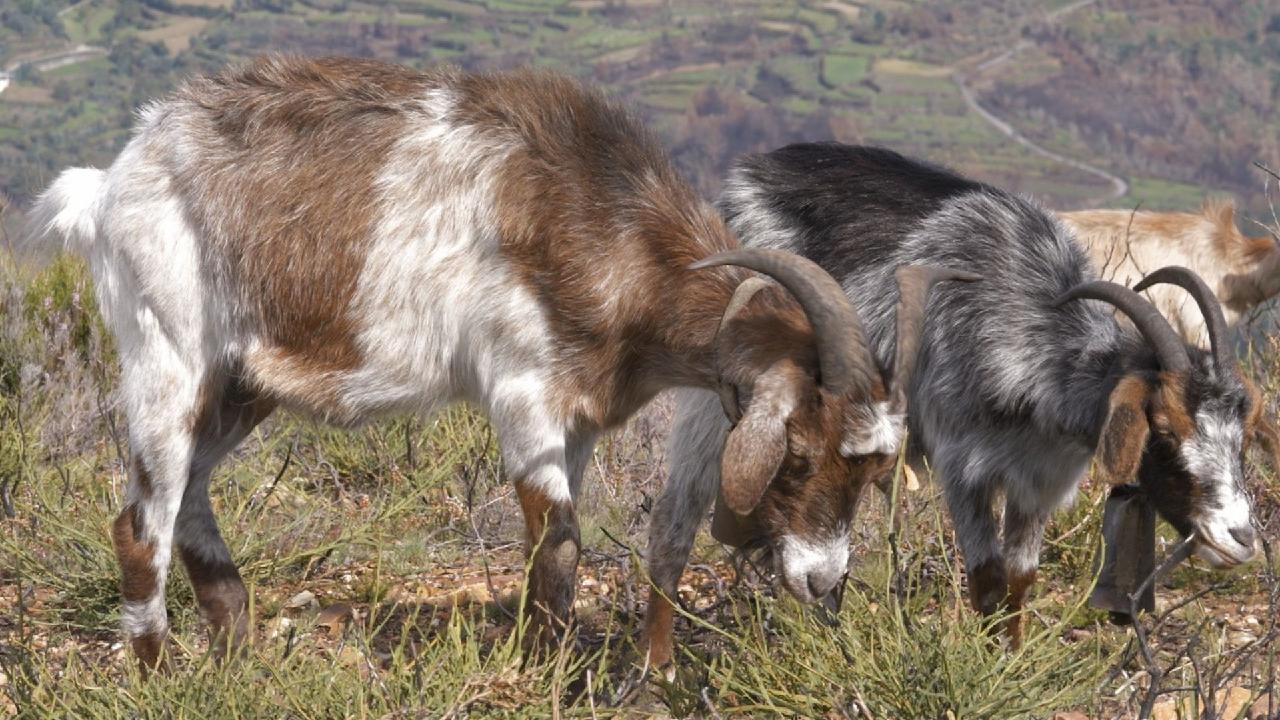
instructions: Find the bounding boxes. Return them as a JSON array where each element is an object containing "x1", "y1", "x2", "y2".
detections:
[{"x1": 1060, "y1": 200, "x2": 1279, "y2": 347}]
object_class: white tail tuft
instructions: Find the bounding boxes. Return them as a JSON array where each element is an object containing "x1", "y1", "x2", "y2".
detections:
[{"x1": 18, "y1": 167, "x2": 106, "y2": 266}]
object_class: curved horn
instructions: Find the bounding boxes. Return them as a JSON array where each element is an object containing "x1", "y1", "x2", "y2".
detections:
[
  {"x1": 1132, "y1": 266, "x2": 1232, "y2": 370},
  {"x1": 693, "y1": 249, "x2": 875, "y2": 395},
  {"x1": 1055, "y1": 281, "x2": 1190, "y2": 372},
  {"x1": 713, "y1": 276, "x2": 773, "y2": 421},
  {"x1": 889, "y1": 266, "x2": 981, "y2": 412}
]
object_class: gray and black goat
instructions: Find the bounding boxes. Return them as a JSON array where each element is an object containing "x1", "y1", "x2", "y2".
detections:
[{"x1": 645, "y1": 143, "x2": 1269, "y2": 664}]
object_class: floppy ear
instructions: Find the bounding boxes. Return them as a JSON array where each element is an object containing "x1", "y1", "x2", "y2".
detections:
[
  {"x1": 1096, "y1": 374, "x2": 1152, "y2": 485},
  {"x1": 719, "y1": 362, "x2": 800, "y2": 515}
]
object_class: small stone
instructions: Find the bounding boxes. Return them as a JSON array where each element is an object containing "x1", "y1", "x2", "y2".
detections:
[
  {"x1": 1221, "y1": 686, "x2": 1252, "y2": 720},
  {"x1": 1151, "y1": 699, "x2": 1178, "y2": 720},
  {"x1": 1227, "y1": 630, "x2": 1258, "y2": 648},
  {"x1": 459, "y1": 583, "x2": 492, "y2": 605},
  {"x1": 1051, "y1": 712, "x2": 1088, "y2": 720},
  {"x1": 1248, "y1": 694, "x2": 1273, "y2": 719},
  {"x1": 316, "y1": 604, "x2": 353, "y2": 634},
  {"x1": 1243, "y1": 615, "x2": 1259, "y2": 627},
  {"x1": 265, "y1": 616, "x2": 293, "y2": 640},
  {"x1": 285, "y1": 590, "x2": 317, "y2": 609}
]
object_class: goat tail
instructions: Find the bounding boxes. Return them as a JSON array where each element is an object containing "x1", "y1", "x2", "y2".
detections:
[{"x1": 15, "y1": 167, "x2": 106, "y2": 267}]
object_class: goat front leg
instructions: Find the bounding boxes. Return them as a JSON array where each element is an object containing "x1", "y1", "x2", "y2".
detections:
[
  {"x1": 514, "y1": 481, "x2": 579, "y2": 649},
  {"x1": 1001, "y1": 499, "x2": 1047, "y2": 649},
  {"x1": 644, "y1": 390, "x2": 726, "y2": 678},
  {"x1": 944, "y1": 475, "x2": 1005, "y2": 617},
  {"x1": 494, "y1": 400, "x2": 580, "y2": 650}
]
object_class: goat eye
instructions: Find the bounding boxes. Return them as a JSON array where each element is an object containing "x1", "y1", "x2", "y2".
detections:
[{"x1": 783, "y1": 452, "x2": 811, "y2": 475}]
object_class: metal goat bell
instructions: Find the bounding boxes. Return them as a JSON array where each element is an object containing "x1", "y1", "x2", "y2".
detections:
[{"x1": 1089, "y1": 485, "x2": 1156, "y2": 621}]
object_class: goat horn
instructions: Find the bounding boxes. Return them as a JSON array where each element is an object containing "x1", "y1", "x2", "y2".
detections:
[
  {"x1": 1055, "y1": 281, "x2": 1190, "y2": 372},
  {"x1": 713, "y1": 276, "x2": 773, "y2": 420},
  {"x1": 693, "y1": 249, "x2": 875, "y2": 395},
  {"x1": 1133, "y1": 266, "x2": 1232, "y2": 370},
  {"x1": 889, "y1": 266, "x2": 981, "y2": 413}
]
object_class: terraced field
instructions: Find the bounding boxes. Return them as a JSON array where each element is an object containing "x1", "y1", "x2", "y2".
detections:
[{"x1": 1, "y1": 0, "x2": 1224, "y2": 211}]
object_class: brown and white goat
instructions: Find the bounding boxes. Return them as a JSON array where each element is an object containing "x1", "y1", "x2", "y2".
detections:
[
  {"x1": 1061, "y1": 200, "x2": 1280, "y2": 346},
  {"x1": 23, "y1": 56, "x2": 967, "y2": 672}
]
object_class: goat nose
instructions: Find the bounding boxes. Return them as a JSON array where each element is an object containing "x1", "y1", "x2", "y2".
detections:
[
  {"x1": 1229, "y1": 525, "x2": 1258, "y2": 550},
  {"x1": 807, "y1": 572, "x2": 839, "y2": 600}
]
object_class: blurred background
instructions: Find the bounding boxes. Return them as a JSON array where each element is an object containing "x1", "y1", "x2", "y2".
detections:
[{"x1": 1, "y1": 0, "x2": 1278, "y2": 218}]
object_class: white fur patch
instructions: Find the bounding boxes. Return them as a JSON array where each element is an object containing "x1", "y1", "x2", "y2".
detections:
[
  {"x1": 721, "y1": 170, "x2": 801, "y2": 252},
  {"x1": 122, "y1": 595, "x2": 168, "y2": 639},
  {"x1": 777, "y1": 530, "x2": 850, "y2": 603},
  {"x1": 23, "y1": 167, "x2": 104, "y2": 263},
  {"x1": 1180, "y1": 409, "x2": 1257, "y2": 564},
  {"x1": 343, "y1": 90, "x2": 571, "y2": 502},
  {"x1": 841, "y1": 400, "x2": 904, "y2": 457}
]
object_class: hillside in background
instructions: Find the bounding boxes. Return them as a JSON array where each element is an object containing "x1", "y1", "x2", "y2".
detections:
[
  {"x1": 3, "y1": 3, "x2": 1280, "y2": 718},
  {"x1": 1, "y1": 0, "x2": 1278, "y2": 219}
]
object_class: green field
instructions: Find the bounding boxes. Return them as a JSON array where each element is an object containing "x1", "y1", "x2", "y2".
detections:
[{"x1": 0, "y1": 0, "x2": 1146, "y2": 208}]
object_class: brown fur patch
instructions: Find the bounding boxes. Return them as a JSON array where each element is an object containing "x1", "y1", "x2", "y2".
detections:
[
  {"x1": 1152, "y1": 372, "x2": 1195, "y2": 442},
  {"x1": 112, "y1": 505, "x2": 158, "y2": 602},
  {"x1": 169, "y1": 56, "x2": 441, "y2": 410},
  {"x1": 179, "y1": 548, "x2": 249, "y2": 654},
  {"x1": 131, "y1": 633, "x2": 167, "y2": 675},
  {"x1": 457, "y1": 69, "x2": 756, "y2": 426},
  {"x1": 515, "y1": 487, "x2": 580, "y2": 645},
  {"x1": 968, "y1": 558, "x2": 1008, "y2": 616},
  {"x1": 1097, "y1": 374, "x2": 1153, "y2": 485},
  {"x1": 643, "y1": 586, "x2": 676, "y2": 671},
  {"x1": 1004, "y1": 568, "x2": 1037, "y2": 648}
]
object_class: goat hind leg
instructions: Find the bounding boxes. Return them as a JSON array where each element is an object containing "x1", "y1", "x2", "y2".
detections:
[
  {"x1": 176, "y1": 376, "x2": 276, "y2": 660},
  {"x1": 114, "y1": 369, "x2": 202, "y2": 674}
]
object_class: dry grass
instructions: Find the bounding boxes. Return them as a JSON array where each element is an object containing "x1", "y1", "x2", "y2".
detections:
[{"x1": 0, "y1": 248, "x2": 1277, "y2": 718}]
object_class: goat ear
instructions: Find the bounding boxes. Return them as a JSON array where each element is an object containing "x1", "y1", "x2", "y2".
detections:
[
  {"x1": 1097, "y1": 375, "x2": 1152, "y2": 485},
  {"x1": 720, "y1": 364, "x2": 799, "y2": 515}
]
